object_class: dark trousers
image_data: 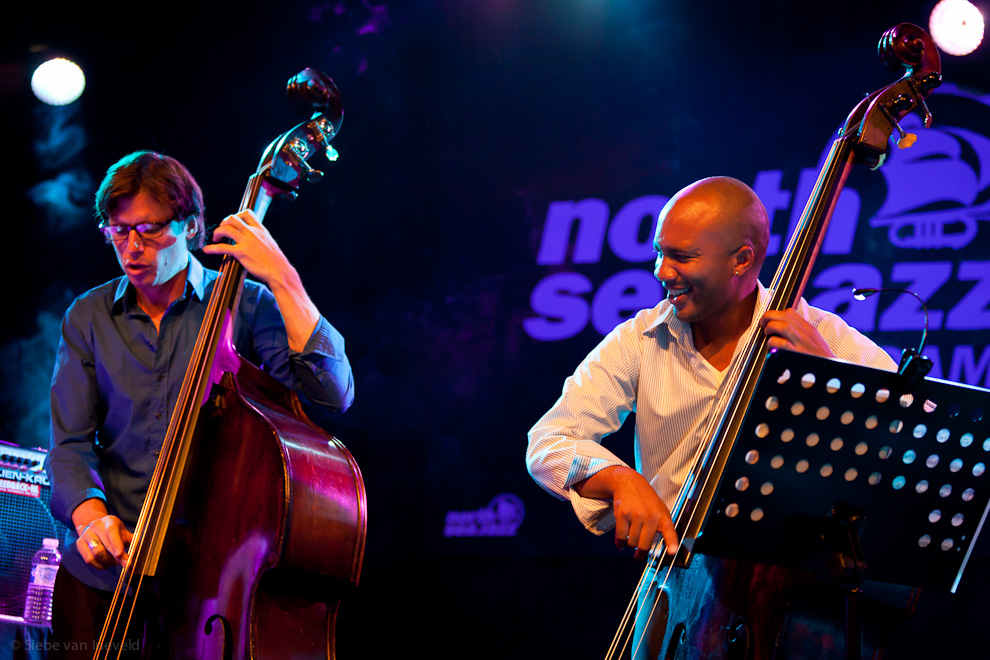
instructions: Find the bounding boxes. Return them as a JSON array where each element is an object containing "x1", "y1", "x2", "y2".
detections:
[{"x1": 50, "y1": 568, "x2": 147, "y2": 660}]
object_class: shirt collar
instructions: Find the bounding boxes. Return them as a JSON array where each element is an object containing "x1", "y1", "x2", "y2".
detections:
[
  {"x1": 185, "y1": 254, "x2": 206, "y2": 300},
  {"x1": 111, "y1": 254, "x2": 206, "y2": 312}
]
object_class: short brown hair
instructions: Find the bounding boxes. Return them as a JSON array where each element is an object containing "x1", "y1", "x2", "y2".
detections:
[{"x1": 94, "y1": 150, "x2": 206, "y2": 249}]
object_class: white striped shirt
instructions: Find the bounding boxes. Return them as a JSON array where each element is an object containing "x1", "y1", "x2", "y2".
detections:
[{"x1": 526, "y1": 282, "x2": 897, "y2": 535}]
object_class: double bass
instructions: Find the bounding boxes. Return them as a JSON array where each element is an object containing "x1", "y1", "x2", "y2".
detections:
[
  {"x1": 94, "y1": 69, "x2": 366, "y2": 659},
  {"x1": 607, "y1": 24, "x2": 942, "y2": 660}
]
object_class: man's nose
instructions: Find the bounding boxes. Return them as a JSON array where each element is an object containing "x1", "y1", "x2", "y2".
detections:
[
  {"x1": 125, "y1": 229, "x2": 145, "y2": 251},
  {"x1": 654, "y1": 257, "x2": 674, "y2": 281}
]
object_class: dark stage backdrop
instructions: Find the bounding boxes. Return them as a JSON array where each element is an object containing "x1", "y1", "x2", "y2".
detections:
[{"x1": 2, "y1": 1, "x2": 988, "y2": 657}]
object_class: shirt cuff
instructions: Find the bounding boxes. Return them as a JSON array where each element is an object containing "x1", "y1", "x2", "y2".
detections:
[
  {"x1": 563, "y1": 440, "x2": 629, "y2": 534},
  {"x1": 297, "y1": 316, "x2": 345, "y2": 361},
  {"x1": 59, "y1": 488, "x2": 107, "y2": 529},
  {"x1": 567, "y1": 489, "x2": 617, "y2": 535}
]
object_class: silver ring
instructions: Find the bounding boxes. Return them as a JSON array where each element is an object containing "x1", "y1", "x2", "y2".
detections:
[{"x1": 87, "y1": 539, "x2": 100, "y2": 551}]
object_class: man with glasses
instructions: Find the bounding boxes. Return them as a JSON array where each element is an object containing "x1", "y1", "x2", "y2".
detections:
[{"x1": 44, "y1": 150, "x2": 354, "y2": 656}]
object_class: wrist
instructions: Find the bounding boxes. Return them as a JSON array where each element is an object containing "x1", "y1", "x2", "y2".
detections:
[
  {"x1": 266, "y1": 262, "x2": 305, "y2": 299},
  {"x1": 575, "y1": 465, "x2": 630, "y2": 499},
  {"x1": 70, "y1": 498, "x2": 108, "y2": 532}
]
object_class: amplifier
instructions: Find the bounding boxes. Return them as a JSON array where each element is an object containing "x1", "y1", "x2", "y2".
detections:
[{"x1": 0, "y1": 444, "x2": 68, "y2": 618}]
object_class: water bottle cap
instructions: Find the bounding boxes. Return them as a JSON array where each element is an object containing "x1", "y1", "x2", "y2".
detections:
[{"x1": 43, "y1": 538, "x2": 59, "y2": 548}]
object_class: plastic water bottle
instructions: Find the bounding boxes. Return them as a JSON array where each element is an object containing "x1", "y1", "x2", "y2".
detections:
[{"x1": 23, "y1": 538, "x2": 60, "y2": 625}]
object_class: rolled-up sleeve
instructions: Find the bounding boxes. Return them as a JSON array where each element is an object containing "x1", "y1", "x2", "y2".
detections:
[
  {"x1": 291, "y1": 315, "x2": 355, "y2": 412},
  {"x1": 240, "y1": 282, "x2": 354, "y2": 415}
]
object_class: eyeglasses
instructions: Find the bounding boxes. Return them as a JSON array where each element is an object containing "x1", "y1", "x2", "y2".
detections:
[{"x1": 99, "y1": 219, "x2": 178, "y2": 242}]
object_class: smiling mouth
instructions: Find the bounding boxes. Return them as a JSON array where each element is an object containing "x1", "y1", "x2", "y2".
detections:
[{"x1": 665, "y1": 285, "x2": 691, "y2": 303}]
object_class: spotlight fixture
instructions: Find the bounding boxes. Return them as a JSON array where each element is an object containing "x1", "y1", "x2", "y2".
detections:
[
  {"x1": 30, "y1": 57, "x2": 86, "y2": 106},
  {"x1": 930, "y1": 0, "x2": 985, "y2": 56}
]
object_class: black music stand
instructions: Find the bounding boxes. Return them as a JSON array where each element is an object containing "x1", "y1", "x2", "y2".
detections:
[{"x1": 692, "y1": 349, "x2": 990, "y2": 660}]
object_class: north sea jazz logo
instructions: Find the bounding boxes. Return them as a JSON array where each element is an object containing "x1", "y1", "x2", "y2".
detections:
[
  {"x1": 525, "y1": 85, "x2": 990, "y2": 387},
  {"x1": 444, "y1": 493, "x2": 525, "y2": 537}
]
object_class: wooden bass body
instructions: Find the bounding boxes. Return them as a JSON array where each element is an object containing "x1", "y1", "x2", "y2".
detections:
[{"x1": 152, "y1": 356, "x2": 366, "y2": 659}]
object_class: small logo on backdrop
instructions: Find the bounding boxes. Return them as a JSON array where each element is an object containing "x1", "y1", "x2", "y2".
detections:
[{"x1": 444, "y1": 493, "x2": 525, "y2": 537}]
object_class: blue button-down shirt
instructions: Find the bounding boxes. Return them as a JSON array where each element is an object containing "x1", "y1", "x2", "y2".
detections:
[{"x1": 46, "y1": 256, "x2": 354, "y2": 590}]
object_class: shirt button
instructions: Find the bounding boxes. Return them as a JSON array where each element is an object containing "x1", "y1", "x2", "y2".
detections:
[
  {"x1": 156, "y1": 374, "x2": 164, "y2": 382},
  {"x1": 155, "y1": 413, "x2": 162, "y2": 420}
]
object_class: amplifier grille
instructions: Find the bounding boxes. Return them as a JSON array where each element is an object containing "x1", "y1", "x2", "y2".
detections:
[{"x1": 0, "y1": 445, "x2": 68, "y2": 618}]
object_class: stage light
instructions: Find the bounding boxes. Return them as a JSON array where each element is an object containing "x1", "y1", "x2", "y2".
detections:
[
  {"x1": 930, "y1": 0, "x2": 985, "y2": 56},
  {"x1": 30, "y1": 58, "x2": 86, "y2": 106}
]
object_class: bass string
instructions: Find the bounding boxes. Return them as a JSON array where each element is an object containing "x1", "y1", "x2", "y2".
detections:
[
  {"x1": 617, "y1": 202, "x2": 849, "y2": 658},
  {"x1": 98, "y1": 567, "x2": 147, "y2": 660},
  {"x1": 611, "y1": 153, "x2": 851, "y2": 657},
  {"x1": 608, "y1": 292, "x2": 774, "y2": 659},
  {"x1": 605, "y1": 543, "x2": 670, "y2": 659},
  {"x1": 96, "y1": 258, "x2": 240, "y2": 658},
  {"x1": 95, "y1": 397, "x2": 193, "y2": 656},
  {"x1": 96, "y1": 498, "x2": 153, "y2": 659},
  {"x1": 612, "y1": 185, "x2": 839, "y2": 658}
]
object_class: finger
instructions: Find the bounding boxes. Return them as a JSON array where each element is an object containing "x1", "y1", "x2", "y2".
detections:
[
  {"x1": 767, "y1": 327, "x2": 804, "y2": 351},
  {"x1": 223, "y1": 212, "x2": 268, "y2": 236},
  {"x1": 634, "y1": 520, "x2": 657, "y2": 554},
  {"x1": 761, "y1": 309, "x2": 802, "y2": 329},
  {"x1": 614, "y1": 515, "x2": 631, "y2": 550},
  {"x1": 761, "y1": 319, "x2": 790, "y2": 338},
  {"x1": 84, "y1": 536, "x2": 114, "y2": 569},
  {"x1": 121, "y1": 527, "x2": 134, "y2": 545},
  {"x1": 201, "y1": 242, "x2": 235, "y2": 257},
  {"x1": 76, "y1": 537, "x2": 96, "y2": 565},
  {"x1": 105, "y1": 525, "x2": 128, "y2": 563},
  {"x1": 632, "y1": 526, "x2": 656, "y2": 562},
  {"x1": 626, "y1": 518, "x2": 646, "y2": 553},
  {"x1": 212, "y1": 222, "x2": 270, "y2": 254},
  {"x1": 657, "y1": 517, "x2": 680, "y2": 554},
  {"x1": 220, "y1": 212, "x2": 250, "y2": 228},
  {"x1": 233, "y1": 209, "x2": 261, "y2": 226},
  {"x1": 759, "y1": 310, "x2": 785, "y2": 327},
  {"x1": 214, "y1": 213, "x2": 261, "y2": 238},
  {"x1": 210, "y1": 222, "x2": 245, "y2": 244},
  {"x1": 766, "y1": 336, "x2": 792, "y2": 351},
  {"x1": 119, "y1": 529, "x2": 133, "y2": 567}
]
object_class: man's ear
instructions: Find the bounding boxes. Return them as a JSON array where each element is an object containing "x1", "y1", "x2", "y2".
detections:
[{"x1": 735, "y1": 245, "x2": 756, "y2": 274}]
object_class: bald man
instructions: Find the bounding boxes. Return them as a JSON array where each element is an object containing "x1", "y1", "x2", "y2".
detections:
[{"x1": 527, "y1": 176, "x2": 895, "y2": 559}]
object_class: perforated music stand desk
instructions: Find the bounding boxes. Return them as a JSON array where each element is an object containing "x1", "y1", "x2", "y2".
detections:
[{"x1": 693, "y1": 349, "x2": 990, "y2": 593}]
